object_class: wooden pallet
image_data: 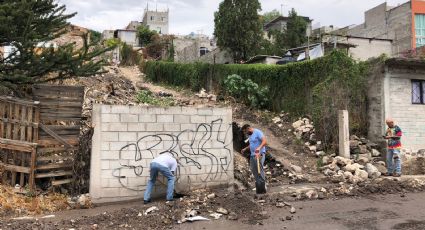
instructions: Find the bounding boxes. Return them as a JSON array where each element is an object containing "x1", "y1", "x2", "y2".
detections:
[{"x1": 0, "y1": 84, "x2": 84, "y2": 191}]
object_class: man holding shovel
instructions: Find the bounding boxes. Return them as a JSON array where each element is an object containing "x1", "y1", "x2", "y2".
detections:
[{"x1": 241, "y1": 124, "x2": 267, "y2": 194}]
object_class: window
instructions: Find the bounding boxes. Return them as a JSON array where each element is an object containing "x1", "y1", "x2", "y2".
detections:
[
  {"x1": 151, "y1": 16, "x2": 154, "y2": 21},
  {"x1": 412, "y1": 80, "x2": 425, "y2": 104},
  {"x1": 415, "y1": 14, "x2": 425, "y2": 47}
]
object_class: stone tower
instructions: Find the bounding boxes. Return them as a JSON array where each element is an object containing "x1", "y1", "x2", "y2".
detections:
[{"x1": 141, "y1": 4, "x2": 169, "y2": 35}]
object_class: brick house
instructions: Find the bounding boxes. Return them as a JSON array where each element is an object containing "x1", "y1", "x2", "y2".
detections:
[{"x1": 368, "y1": 58, "x2": 425, "y2": 153}]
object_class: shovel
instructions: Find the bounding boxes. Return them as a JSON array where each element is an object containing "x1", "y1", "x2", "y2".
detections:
[{"x1": 255, "y1": 152, "x2": 267, "y2": 194}]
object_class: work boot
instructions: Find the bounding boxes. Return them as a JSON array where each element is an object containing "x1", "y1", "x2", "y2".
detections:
[
  {"x1": 382, "y1": 172, "x2": 392, "y2": 177},
  {"x1": 393, "y1": 173, "x2": 401, "y2": 177},
  {"x1": 144, "y1": 199, "x2": 151, "y2": 204}
]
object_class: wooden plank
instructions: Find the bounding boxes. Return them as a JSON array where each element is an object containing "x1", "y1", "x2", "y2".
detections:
[
  {"x1": 51, "y1": 178, "x2": 73, "y2": 186},
  {"x1": 11, "y1": 150, "x2": 17, "y2": 186},
  {"x1": 0, "y1": 97, "x2": 38, "y2": 107},
  {"x1": 37, "y1": 147, "x2": 78, "y2": 155},
  {"x1": 39, "y1": 124, "x2": 73, "y2": 149},
  {"x1": 0, "y1": 102, "x2": 4, "y2": 138},
  {"x1": 13, "y1": 104, "x2": 20, "y2": 140},
  {"x1": 38, "y1": 101, "x2": 83, "y2": 107},
  {"x1": 36, "y1": 163, "x2": 73, "y2": 170},
  {"x1": 20, "y1": 152, "x2": 26, "y2": 187},
  {"x1": 33, "y1": 84, "x2": 84, "y2": 92},
  {"x1": 29, "y1": 149, "x2": 36, "y2": 193},
  {"x1": 35, "y1": 170, "x2": 73, "y2": 178},
  {"x1": 0, "y1": 163, "x2": 31, "y2": 173},
  {"x1": 6, "y1": 103, "x2": 12, "y2": 139},
  {"x1": 20, "y1": 106, "x2": 27, "y2": 141},
  {"x1": 26, "y1": 107, "x2": 33, "y2": 143},
  {"x1": 33, "y1": 107, "x2": 40, "y2": 143},
  {"x1": 0, "y1": 118, "x2": 39, "y2": 128},
  {"x1": 37, "y1": 137, "x2": 79, "y2": 147},
  {"x1": 37, "y1": 155, "x2": 75, "y2": 162}
]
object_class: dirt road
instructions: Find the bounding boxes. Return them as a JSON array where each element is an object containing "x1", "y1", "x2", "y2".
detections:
[{"x1": 177, "y1": 192, "x2": 425, "y2": 230}]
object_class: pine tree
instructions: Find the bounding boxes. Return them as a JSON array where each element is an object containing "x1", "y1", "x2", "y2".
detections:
[
  {"x1": 0, "y1": 0, "x2": 111, "y2": 90},
  {"x1": 284, "y1": 8, "x2": 308, "y2": 48},
  {"x1": 214, "y1": 0, "x2": 263, "y2": 62}
]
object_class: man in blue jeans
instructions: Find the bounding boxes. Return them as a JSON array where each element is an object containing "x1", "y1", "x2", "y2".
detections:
[
  {"x1": 241, "y1": 124, "x2": 267, "y2": 194},
  {"x1": 383, "y1": 118, "x2": 403, "y2": 177},
  {"x1": 143, "y1": 152, "x2": 177, "y2": 204}
]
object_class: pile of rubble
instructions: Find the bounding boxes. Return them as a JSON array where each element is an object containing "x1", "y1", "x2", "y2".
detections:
[
  {"x1": 291, "y1": 117, "x2": 324, "y2": 157},
  {"x1": 320, "y1": 155, "x2": 387, "y2": 185}
]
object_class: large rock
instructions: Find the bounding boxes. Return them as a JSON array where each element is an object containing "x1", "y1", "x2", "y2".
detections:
[
  {"x1": 355, "y1": 169, "x2": 369, "y2": 181},
  {"x1": 290, "y1": 164, "x2": 303, "y2": 174},
  {"x1": 374, "y1": 163, "x2": 388, "y2": 175},
  {"x1": 322, "y1": 156, "x2": 333, "y2": 165},
  {"x1": 344, "y1": 163, "x2": 364, "y2": 173},
  {"x1": 334, "y1": 156, "x2": 351, "y2": 167},
  {"x1": 292, "y1": 120, "x2": 304, "y2": 129},
  {"x1": 350, "y1": 140, "x2": 360, "y2": 149},
  {"x1": 343, "y1": 171, "x2": 353, "y2": 180},
  {"x1": 357, "y1": 156, "x2": 370, "y2": 165},
  {"x1": 365, "y1": 163, "x2": 381, "y2": 179},
  {"x1": 372, "y1": 149, "x2": 381, "y2": 157},
  {"x1": 359, "y1": 145, "x2": 370, "y2": 155}
]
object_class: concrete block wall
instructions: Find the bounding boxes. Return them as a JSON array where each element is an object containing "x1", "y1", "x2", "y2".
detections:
[
  {"x1": 90, "y1": 104, "x2": 233, "y2": 203},
  {"x1": 387, "y1": 72, "x2": 425, "y2": 152}
]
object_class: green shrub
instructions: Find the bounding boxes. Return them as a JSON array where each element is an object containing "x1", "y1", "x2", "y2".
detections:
[
  {"x1": 136, "y1": 90, "x2": 174, "y2": 107},
  {"x1": 223, "y1": 74, "x2": 269, "y2": 109},
  {"x1": 121, "y1": 43, "x2": 141, "y2": 66}
]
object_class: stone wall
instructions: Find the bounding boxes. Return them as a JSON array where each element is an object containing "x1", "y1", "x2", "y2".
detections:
[
  {"x1": 90, "y1": 104, "x2": 233, "y2": 203},
  {"x1": 387, "y1": 68, "x2": 425, "y2": 152}
]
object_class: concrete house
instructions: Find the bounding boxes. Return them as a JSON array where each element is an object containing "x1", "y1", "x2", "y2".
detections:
[
  {"x1": 348, "y1": 0, "x2": 425, "y2": 55},
  {"x1": 368, "y1": 58, "x2": 425, "y2": 153},
  {"x1": 141, "y1": 8, "x2": 169, "y2": 34}
]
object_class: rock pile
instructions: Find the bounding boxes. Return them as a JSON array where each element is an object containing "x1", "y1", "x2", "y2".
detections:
[
  {"x1": 349, "y1": 135, "x2": 381, "y2": 159},
  {"x1": 291, "y1": 117, "x2": 324, "y2": 157},
  {"x1": 320, "y1": 156, "x2": 386, "y2": 184}
]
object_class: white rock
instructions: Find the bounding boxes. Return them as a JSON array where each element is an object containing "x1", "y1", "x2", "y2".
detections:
[
  {"x1": 354, "y1": 169, "x2": 369, "y2": 181},
  {"x1": 309, "y1": 145, "x2": 317, "y2": 152},
  {"x1": 372, "y1": 149, "x2": 381, "y2": 157},
  {"x1": 290, "y1": 206, "x2": 296, "y2": 214},
  {"x1": 144, "y1": 206, "x2": 159, "y2": 215},
  {"x1": 210, "y1": 213, "x2": 223, "y2": 220},
  {"x1": 343, "y1": 171, "x2": 353, "y2": 180},
  {"x1": 290, "y1": 164, "x2": 303, "y2": 174},
  {"x1": 334, "y1": 156, "x2": 351, "y2": 167},
  {"x1": 207, "y1": 193, "x2": 216, "y2": 199},
  {"x1": 344, "y1": 163, "x2": 364, "y2": 173},
  {"x1": 216, "y1": 207, "x2": 229, "y2": 215},
  {"x1": 305, "y1": 190, "x2": 318, "y2": 199},
  {"x1": 292, "y1": 120, "x2": 304, "y2": 129},
  {"x1": 316, "y1": 151, "x2": 326, "y2": 157},
  {"x1": 365, "y1": 163, "x2": 381, "y2": 179}
]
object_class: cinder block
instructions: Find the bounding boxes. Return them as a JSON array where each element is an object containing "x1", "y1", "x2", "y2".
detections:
[
  {"x1": 139, "y1": 114, "x2": 157, "y2": 123},
  {"x1": 129, "y1": 106, "x2": 148, "y2": 114},
  {"x1": 164, "y1": 124, "x2": 180, "y2": 132},
  {"x1": 147, "y1": 107, "x2": 164, "y2": 114},
  {"x1": 101, "y1": 151, "x2": 120, "y2": 160},
  {"x1": 146, "y1": 123, "x2": 164, "y2": 132},
  {"x1": 101, "y1": 143, "x2": 110, "y2": 151},
  {"x1": 157, "y1": 114, "x2": 174, "y2": 123},
  {"x1": 110, "y1": 160, "x2": 127, "y2": 170},
  {"x1": 100, "y1": 169, "x2": 115, "y2": 179},
  {"x1": 101, "y1": 105, "x2": 112, "y2": 113},
  {"x1": 101, "y1": 160, "x2": 110, "y2": 170},
  {"x1": 212, "y1": 108, "x2": 227, "y2": 116},
  {"x1": 110, "y1": 142, "x2": 130, "y2": 151},
  {"x1": 111, "y1": 105, "x2": 130, "y2": 114},
  {"x1": 119, "y1": 132, "x2": 137, "y2": 142},
  {"x1": 100, "y1": 188, "x2": 121, "y2": 198},
  {"x1": 198, "y1": 108, "x2": 213, "y2": 116},
  {"x1": 101, "y1": 178, "x2": 109, "y2": 188},
  {"x1": 181, "y1": 107, "x2": 198, "y2": 114},
  {"x1": 181, "y1": 124, "x2": 197, "y2": 131},
  {"x1": 108, "y1": 123, "x2": 128, "y2": 132},
  {"x1": 191, "y1": 115, "x2": 206, "y2": 124},
  {"x1": 108, "y1": 178, "x2": 125, "y2": 188},
  {"x1": 120, "y1": 114, "x2": 139, "y2": 123},
  {"x1": 174, "y1": 115, "x2": 190, "y2": 123},
  {"x1": 101, "y1": 114, "x2": 120, "y2": 123},
  {"x1": 121, "y1": 188, "x2": 145, "y2": 197},
  {"x1": 102, "y1": 132, "x2": 119, "y2": 142},
  {"x1": 128, "y1": 123, "x2": 146, "y2": 132},
  {"x1": 163, "y1": 107, "x2": 182, "y2": 114}
]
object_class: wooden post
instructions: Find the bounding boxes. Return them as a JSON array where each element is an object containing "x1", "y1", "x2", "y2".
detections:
[{"x1": 338, "y1": 110, "x2": 350, "y2": 158}]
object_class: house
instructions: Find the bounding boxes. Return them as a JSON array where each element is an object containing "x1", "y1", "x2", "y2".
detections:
[
  {"x1": 174, "y1": 34, "x2": 217, "y2": 63},
  {"x1": 114, "y1": 30, "x2": 139, "y2": 47},
  {"x1": 264, "y1": 16, "x2": 313, "y2": 36},
  {"x1": 141, "y1": 7, "x2": 169, "y2": 34},
  {"x1": 368, "y1": 58, "x2": 425, "y2": 153},
  {"x1": 348, "y1": 0, "x2": 425, "y2": 55}
]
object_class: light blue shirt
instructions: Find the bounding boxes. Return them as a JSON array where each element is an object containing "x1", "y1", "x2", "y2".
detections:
[{"x1": 249, "y1": 129, "x2": 266, "y2": 156}]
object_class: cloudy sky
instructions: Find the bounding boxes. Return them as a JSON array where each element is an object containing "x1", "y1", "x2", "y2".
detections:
[{"x1": 59, "y1": 0, "x2": 408, "y2": 35}]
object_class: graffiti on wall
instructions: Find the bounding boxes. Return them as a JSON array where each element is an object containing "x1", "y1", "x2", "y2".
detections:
[{"x1": 112, "y1": 119, "x2": 232, "y2": 191}]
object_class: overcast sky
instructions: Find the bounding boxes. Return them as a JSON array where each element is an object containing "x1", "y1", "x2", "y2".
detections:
[{"x1": 59, "y1": 0, "x2": 408, "y2": 36}]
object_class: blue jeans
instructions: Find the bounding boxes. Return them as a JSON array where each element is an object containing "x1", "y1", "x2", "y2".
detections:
[
  {"x1": 249, "y1": 154, "x2": 266, "y2": 185},
  {"x1": 387, "y1": 149, "x2": 402, "y2": 174},
  {"x1": 144, "y1": 162, "x2": 175, "y2": 201}
]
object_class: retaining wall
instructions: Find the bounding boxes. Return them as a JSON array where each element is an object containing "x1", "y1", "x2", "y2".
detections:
[{"x1": 90, "y1": 104, "x2": 233, "y2": 203}]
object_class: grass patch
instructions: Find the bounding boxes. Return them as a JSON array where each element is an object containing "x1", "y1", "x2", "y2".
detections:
[{"x1": 136, "y1": 90, "x2": 175, "y2": 107}]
